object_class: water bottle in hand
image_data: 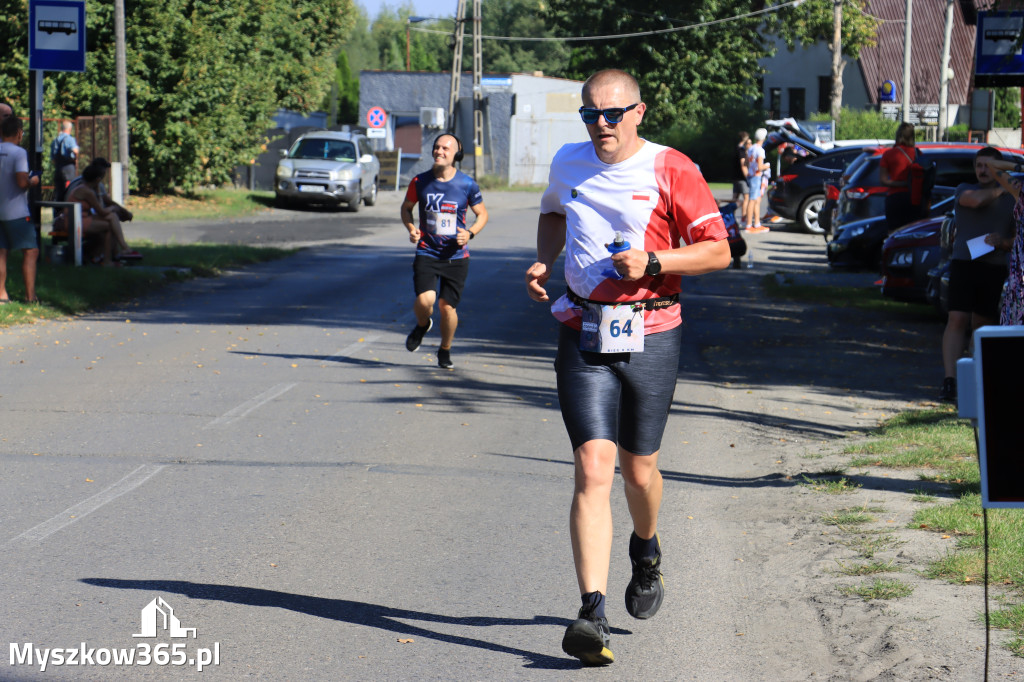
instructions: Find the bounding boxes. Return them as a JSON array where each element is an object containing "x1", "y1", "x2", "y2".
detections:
[{"x1": 603, "y1": 231, "x2": 631, "y2": 279}]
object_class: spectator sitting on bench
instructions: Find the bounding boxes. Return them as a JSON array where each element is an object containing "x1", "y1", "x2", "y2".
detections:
[
  {"x1": 65, "y1": 158, "x2": 135, "y2": 227},
  {"x1": 57, "y1": 165, "x2": 133, "y2": 266},
  {"x1": 58, "y1": 159, "x2": 140, "y2": 262}
]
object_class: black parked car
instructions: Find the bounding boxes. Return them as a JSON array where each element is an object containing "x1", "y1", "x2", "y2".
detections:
[
  {"x1": 766, "y1": 145, "x2": 870, "y2": 233},
  {"x1": 828, "y1": 194, "x2": 955, "y2": 270},
  {"x1": 925, "y1": 259, "x2": 951, "y2": 315},
  {"x1": 820, "y1": 150, "x2": 877, "y2": 237}
]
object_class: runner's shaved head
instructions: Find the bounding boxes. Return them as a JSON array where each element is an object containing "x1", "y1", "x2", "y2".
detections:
[{"x1": 582, "y1": 70, "x2": 641, "y2": 104}]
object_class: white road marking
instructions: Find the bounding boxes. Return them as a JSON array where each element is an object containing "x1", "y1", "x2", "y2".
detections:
[
  {"x1": 6, "y1": 464, "x2": 166, "y2": 546},
  {"x1": 205, "y1": 382, "x2": 297, "y2": 427}
]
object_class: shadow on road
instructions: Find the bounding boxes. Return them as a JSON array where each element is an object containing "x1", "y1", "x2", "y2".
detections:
[
  {"x1": 80, "y1": 578, "x2": 631, "y2": 670},
  {"x1": 486, "y1": 452, "x2": 957, "y2": 498}
]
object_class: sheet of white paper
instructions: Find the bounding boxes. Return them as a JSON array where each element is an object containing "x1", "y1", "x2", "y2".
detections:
[{"x1": 968, "y1": 235, "x2": 995, "y2": 260}]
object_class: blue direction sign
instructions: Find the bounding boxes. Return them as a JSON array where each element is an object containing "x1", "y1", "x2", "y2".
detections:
[{"x1": 29, "y1": 0, "x2": 86, "y2": 72}]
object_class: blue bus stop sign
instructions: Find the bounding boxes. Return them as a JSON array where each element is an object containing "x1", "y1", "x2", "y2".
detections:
[{"x1": 29, "y1": 0, "x2": 86, "y2": 72}]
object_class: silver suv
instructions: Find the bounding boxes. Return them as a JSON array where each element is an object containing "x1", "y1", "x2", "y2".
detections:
[{"x1": 275, "y1": 131, "x2": 380, "y2": 211}]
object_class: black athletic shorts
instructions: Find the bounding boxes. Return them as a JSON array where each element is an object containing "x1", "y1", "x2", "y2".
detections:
[
  {"x1": 554, "y1": 323, "x2": 682, "y2": 456},
  {"x1": 412, "y1": 255, "x2": 470, "y2": 307},
  {"x1": 948, "y1": 258, "x2": 1007, "y2": 319}
]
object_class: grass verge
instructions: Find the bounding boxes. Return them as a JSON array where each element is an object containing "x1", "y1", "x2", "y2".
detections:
[
  {"x1": 123, "y1": 189, "x2": 277, "y2": 222},
  {"x1": 764, "y1": 273, "x2": 941, "y2": 319},
  {"x1": 840, "y1": 406, "x2": 1024, "y2": 655},
  {"x1": 844, "y1": 407, "x2": 979, "y2": 492},
  {"x1": 839, "y1": 578, "x2": 914, "y2": 601},
  {"x1": 0, "y1": 242, "x2": 295, "y2": 327}
]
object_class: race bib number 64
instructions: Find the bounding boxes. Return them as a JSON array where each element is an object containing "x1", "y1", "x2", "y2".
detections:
[{"x1": 580, "y1": 304, "x2": 644, "y2": 353}]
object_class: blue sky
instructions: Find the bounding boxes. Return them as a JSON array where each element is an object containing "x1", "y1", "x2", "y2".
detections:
[{"x1": 356, "y1": 0, "x2": 460, "y2": 20}]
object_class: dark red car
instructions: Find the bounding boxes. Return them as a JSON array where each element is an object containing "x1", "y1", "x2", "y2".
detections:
[{"x1": 879, "y1": 213, "x2": 951, "y2": 303}]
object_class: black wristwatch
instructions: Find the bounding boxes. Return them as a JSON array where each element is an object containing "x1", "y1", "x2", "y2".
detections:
[{"x1": 645, "y1": 251, "x2": 662, "y2": 277}]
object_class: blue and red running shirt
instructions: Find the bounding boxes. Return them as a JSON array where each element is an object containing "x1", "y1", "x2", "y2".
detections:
[{"x1": 405, "y1": 169, "x2": 483, "y2": 260}]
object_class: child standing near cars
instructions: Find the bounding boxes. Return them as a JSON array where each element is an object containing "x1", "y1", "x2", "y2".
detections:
[{"x1": 743, "y1": 128, "x2": 771, "y2": 233}]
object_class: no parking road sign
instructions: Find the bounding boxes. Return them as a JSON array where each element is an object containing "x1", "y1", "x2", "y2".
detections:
[{"x1": 366, "y1": 106, "x2": 387, "y2": 129}]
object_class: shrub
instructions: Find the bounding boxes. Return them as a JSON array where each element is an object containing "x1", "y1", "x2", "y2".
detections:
[{"x1": 652, "y1": 95, "x2": 764, "y2": 183}]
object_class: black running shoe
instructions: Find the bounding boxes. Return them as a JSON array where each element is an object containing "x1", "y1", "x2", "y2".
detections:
[
  {"x1": 405, "y1": 319, "x2": 432, "y2": 352},
  {"x1": 625, "y1": 533, "x2": 664, "y2": 619},
  {"x1": 561, "y1": 605, "x2": 613, "y2": 666},
  {"x1": 437, "y1": 348, "x2": 454, "y2": 369},
  {"x1": 939, "y1": 377, "x2": 957, "y2": 403}
]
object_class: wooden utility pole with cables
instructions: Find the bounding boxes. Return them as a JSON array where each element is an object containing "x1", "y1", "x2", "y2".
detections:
[
  {"x1": 471, "y1": 0, "x2": 483, "y2": 180},
  {"x1": 447, "y1": 0, "x2": 466, "y2": 136}
]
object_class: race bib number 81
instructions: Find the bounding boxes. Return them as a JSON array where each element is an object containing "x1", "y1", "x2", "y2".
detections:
[{"x1": 429, "y1": 211, "x2": 457, "y2": 236}]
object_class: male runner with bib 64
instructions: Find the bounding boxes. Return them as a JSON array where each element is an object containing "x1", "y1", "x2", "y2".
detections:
[{"x1": 525, "y1": 69, "x2": 730, "y2": 666}]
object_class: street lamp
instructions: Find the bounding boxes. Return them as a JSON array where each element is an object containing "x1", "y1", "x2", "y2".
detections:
[{"x1": 406, "y1": 16, "x2": 432, "y2": 71}]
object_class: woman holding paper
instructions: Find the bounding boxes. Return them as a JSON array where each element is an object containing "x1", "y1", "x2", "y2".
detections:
[{"x1": 979, "y1": 154, "x2": 1024, "y2": 325}]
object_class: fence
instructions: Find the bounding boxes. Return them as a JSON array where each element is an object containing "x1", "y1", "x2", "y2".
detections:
[{"x1": 18, "y1": 115, "x2": 117, "y2": 198}]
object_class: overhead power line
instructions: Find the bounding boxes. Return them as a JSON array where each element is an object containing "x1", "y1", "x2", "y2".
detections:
[{"x1": 409, "y1": 0, "x2": 806, "y2": 43}]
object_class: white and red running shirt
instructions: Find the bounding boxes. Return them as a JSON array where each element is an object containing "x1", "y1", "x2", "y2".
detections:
[{"x1": 540, "y1": 140, "x2": 727, "y2": 334}]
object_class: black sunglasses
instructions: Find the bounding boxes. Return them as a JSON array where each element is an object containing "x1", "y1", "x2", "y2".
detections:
[{"x1": 578, "y1": 103, "x2": 639, "y2": 125}]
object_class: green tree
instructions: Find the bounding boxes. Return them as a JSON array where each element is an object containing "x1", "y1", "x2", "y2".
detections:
[
  {"x1": 995, "y1": 87, "x2": 1021, "y2": 128},
  {"x1": 3, "y1": 0, "x2": 355, "y2": 192},
  {"x1": 0, "y1": 0, "x2": 29, "y2": 113},
  {"x1": 473, "y1": 0, "x2": 570, "y2": 75},
  {"x1": 544, "y1": 1, "x2": 771, "y2": 135},
  {"x1": 767, "y1": 0, "x2": 879, "y2": 119},
  {"x1": 325, "y1": 50, "x2": 361, "y2": 124}
]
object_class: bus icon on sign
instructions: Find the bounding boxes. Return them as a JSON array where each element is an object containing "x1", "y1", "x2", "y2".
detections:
[{"x1": 38, "y1": 20, "x2": 76, "y2": 34}]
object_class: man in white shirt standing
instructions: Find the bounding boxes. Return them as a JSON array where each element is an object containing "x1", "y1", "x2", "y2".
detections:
[{"x1": 0, "y1": 116, "x2": 41, "y2": 303}]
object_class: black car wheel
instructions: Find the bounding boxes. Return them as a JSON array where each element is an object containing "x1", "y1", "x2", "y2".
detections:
[
  {"x1": 348, "y1": 184, "x2": 362, "y2": 212},
  {"x1": 798, "y1": 194, "x2": 825, "y2": 234}
]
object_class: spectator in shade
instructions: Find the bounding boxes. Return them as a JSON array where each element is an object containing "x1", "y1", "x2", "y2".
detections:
[
  {"x1": 0, "y1": 116, "x2": 41, "y2": 303},
  {"x1": 937, "y1": 148, "x2": 1016, "y2": 402},
  {"x1": 50, "y1": 120, "x2": 80, "y2": 201}
]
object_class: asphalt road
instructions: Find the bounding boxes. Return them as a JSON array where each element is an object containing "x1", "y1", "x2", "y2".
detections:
[{"x1": 1, "y1": 191, "x2": 1009, "y2": 680}]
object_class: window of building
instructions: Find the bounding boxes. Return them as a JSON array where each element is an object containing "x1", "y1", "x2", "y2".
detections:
[
  {"x1": 788, "y1": 88, "x2": 806, "y2": 120},
  {"x1": 769, "y1": 88, "x2": 781, "y2": 120},
  {"x1": 818, "y1": 76, "x2": 831, "y2": 115}
]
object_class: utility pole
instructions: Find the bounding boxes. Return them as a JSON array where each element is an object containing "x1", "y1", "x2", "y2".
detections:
[
  {"x1": 447, "y1": 0, "x2": 466, "y2": 138},
  {"x1": 938, "y1": 0, "x2": 955, "y2": 141},
  {"x1": 830, "y1": 0, "x2": 843, "y2": 122},
  {"x1": 471, "y1": 0, "x2": 482, "y2": 180},
  {"x1": 902, "y1": 0, "x2": 913, "y2": 124},
  {"x1": 114, "y1": 0, "x2": 129, "y2": 196}
]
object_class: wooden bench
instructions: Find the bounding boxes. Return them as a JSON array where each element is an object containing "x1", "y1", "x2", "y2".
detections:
[{"x1": 37, "y1": 201, "x2": 85, "y2": 266}]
